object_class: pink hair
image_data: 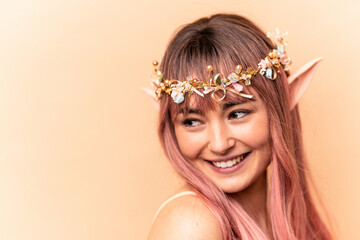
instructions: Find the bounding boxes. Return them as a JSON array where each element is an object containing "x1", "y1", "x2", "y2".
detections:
[{"x1": 157, "y1": 14, "x2": 333, "y2": 240}]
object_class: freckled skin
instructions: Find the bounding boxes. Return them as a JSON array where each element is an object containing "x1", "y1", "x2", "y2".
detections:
[{"x1": 174, "y1": 90, "x2": 271, "y2": 194}]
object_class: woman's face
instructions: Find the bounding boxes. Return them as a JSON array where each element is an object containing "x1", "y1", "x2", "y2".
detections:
[{"x1": 173, "y1": 90, "x2": 271, "y2": 193}]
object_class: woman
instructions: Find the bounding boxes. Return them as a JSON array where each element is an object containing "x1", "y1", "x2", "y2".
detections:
[{"x1": 146, "y1": 13, "x2": 333, "y2": 240}]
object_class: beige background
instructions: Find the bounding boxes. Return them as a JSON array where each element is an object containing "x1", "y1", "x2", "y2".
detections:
[{"x1": 0, "y1": 0, "x2": 359, "y2": 239}]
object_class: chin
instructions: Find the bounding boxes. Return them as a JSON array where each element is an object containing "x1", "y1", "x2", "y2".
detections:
[
  {"x1": 215, "y1": 178, "x2": 251, "y2": 194},
  {"x1": 215, "y1": 170, "x2": 268, "y2": 194}
]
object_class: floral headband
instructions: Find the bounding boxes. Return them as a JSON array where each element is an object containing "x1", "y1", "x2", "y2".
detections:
[{"x1": 151, "y1": 28, "x2": 291, "y2": 104}]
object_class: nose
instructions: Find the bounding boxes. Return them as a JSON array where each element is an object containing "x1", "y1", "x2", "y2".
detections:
[{"x1": 207, "y1": 122, "x2": 235, "y2": 155}]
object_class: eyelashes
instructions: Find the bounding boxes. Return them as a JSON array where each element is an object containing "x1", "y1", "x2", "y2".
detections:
[
  {"x1": 181, "y1": 110, "x2": 251, "y2": 128},
  {"x1": 182, "y1": 118, "x2": 202, "y2": 127},
  {"x1": 228, "y1": 110, "x2": 250, "y2": 120}
]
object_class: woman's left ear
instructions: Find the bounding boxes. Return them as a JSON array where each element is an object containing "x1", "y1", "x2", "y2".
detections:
[
  {"x1": 141, "y1": 87, "x2": 160, "y2": 111},
  {"x1": 287, "y1": 57, "x2": 323, "y2": 109}
]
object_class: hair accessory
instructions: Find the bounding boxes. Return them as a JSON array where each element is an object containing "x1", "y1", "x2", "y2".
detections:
[{"x1": 151, "y1": 28, "x2": 291, "y2": 104}]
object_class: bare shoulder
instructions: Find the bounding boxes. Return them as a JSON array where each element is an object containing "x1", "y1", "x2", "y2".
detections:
[{"x1": 148, "y1": 194, "x2": 223, "y2": 240}]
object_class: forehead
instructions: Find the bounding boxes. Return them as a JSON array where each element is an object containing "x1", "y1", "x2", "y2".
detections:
[{"x1": 170, "y1": 88, "x2": 262, "y2": 117}]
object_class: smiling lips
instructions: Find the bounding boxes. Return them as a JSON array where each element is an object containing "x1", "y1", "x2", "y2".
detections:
[{"x1": 209, "y1": 153, "x2": 248, "y2": 169}]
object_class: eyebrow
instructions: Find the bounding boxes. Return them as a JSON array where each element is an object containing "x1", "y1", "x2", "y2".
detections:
[
  {"x1": 222, "y1": 99, "x2": 254, "y2": 110},
  {"x1": 178, "y1": 98, "x2": 255, "y2": 115},
  {"x1": 179, "y1": 108, "x2": 204, "y2": 115}
]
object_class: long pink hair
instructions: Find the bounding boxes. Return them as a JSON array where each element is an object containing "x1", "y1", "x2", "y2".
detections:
[{"x1": 157, "y1": 14, "x2": 333, "y2": 240}]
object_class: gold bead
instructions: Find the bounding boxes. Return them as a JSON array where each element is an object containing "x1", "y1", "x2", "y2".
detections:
[
  {"x1": 235, "y1": 65, "x2": 242, "y2": 74},
  {"x1": 153, "y1": 60, "x2": 158, "y2": 66},
  {"x1": 207, "y1": 65, "x2": 213, "y2": 72},
  {"x1": 269, "y1": 52, "x2": 275, "y2": 58},
  {"x1": 164, "y1": 80, "x2": 169, "y2": 85}
]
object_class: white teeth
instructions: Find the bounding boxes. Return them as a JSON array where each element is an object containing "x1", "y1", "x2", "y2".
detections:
[
  {"x1": 211, "y1": 153, "x2": 247, "y2": 169},
  {"x1": 226, "y1": 160, "x2": 232, "y2": 167}
]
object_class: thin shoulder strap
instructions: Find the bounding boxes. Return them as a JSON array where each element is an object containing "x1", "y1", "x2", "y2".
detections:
[{"x1": 151, "y1": 191, "x2": 197, "y2": 224}]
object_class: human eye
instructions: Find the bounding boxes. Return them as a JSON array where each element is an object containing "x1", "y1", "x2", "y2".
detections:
[
  {"x1": 228, "y1": 110, "x2": 250, "y2": 120},
  {"x1": 182, "y1": 118, "x2": 203, "y2": 128}
]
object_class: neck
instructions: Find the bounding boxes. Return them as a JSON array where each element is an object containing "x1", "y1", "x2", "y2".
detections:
[{"x1": 231, "y1": 171, "x2": 272, "y2": 237}]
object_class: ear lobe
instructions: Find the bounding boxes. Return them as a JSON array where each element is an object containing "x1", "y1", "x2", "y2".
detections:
[
  {"x1": 141, "y1": 88, "x2": 160, "y2": 111},
  {"x1": 288, "y1": 57, "x2": 323, "y2": 109}
]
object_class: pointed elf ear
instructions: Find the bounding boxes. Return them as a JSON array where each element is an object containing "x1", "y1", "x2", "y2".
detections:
[
  {"x1": 287, "y1": 57, "x2": 323, "y2": 109},
  {"x1": 141, "y1": 87, "x2": 160, "y2": 111}
]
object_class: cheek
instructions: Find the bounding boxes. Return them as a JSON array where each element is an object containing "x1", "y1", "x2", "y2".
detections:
[
  {"x1": 231, "y1": 112, "x2": 270, "y2": 148},
  {"x1": 235, "y1": 111, "x2": 272, "y2": 168},
  {"x1": 174, "y1": 127, "x2": 206, "y2": 160}
]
